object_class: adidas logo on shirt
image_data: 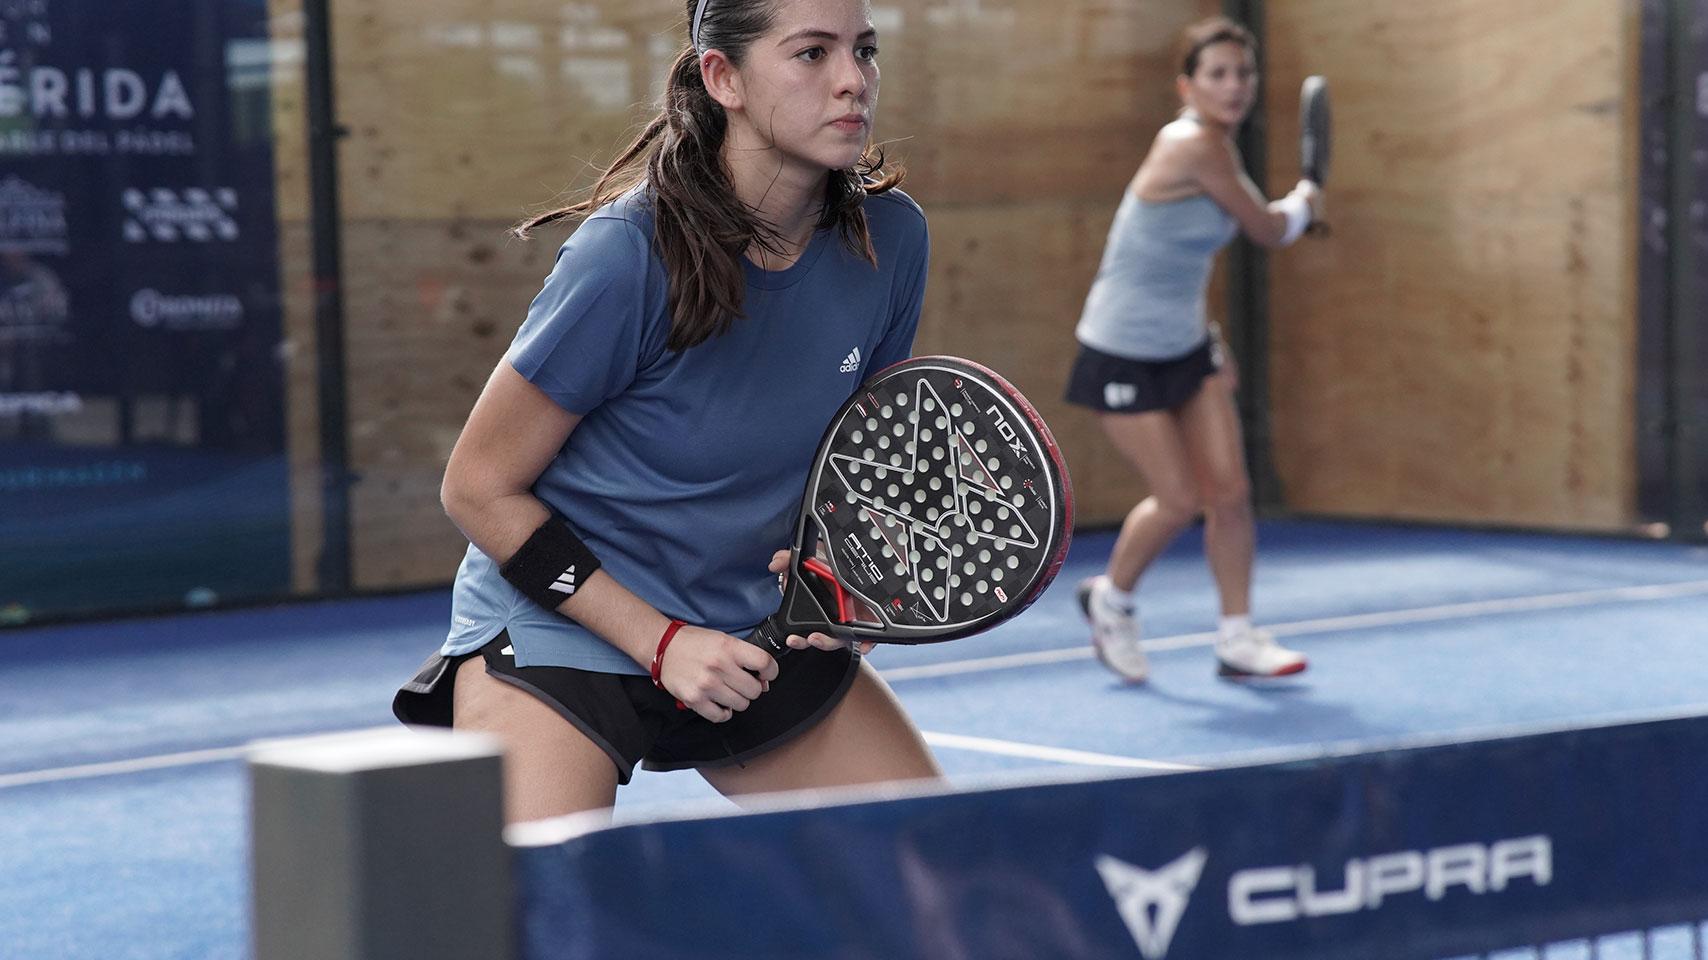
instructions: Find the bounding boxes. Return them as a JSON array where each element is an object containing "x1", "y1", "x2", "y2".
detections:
[
  {"x1": 839, "y1": 346, "x2": 861, "y2": 373},
  {"x1": 548, "y1": 565, "x2": 578, "y2": 596}
]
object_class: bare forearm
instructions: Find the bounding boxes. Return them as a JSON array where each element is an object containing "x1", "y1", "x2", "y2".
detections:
[
  {"x1": 446, "y1": 492, "x2": 670, "y2": 668},
  {"x1": 444, "y1": 487, "x2": 551, "y2": 570},
  {"x1": 552, "y1": 570, "x2": 673, "y2": 668}
]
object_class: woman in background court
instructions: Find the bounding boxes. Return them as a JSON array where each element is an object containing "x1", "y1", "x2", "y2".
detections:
[{"x1": 1064, "y1": 16, "x2": 1324, "y2": 684}]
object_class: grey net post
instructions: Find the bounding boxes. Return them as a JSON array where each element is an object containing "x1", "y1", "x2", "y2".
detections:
[{"x1": 249, "y1": 726, "x2": 513, "y2": 960}]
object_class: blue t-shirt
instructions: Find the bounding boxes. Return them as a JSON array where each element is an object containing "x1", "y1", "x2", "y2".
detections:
[{"x1": 444, "y1": 189, "x2": 929, "y2": 673}]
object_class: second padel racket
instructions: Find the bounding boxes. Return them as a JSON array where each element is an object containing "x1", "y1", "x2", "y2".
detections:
[
  {"x1": 1300, "y1": 74, "x2": 1332, "y2": 235},
  {"x1": 745, "y1": 356, "x2": 1073, "y2": 656},
  {"x1": 1300, "y1": 74, "x2": 1332, "y2": 188}
]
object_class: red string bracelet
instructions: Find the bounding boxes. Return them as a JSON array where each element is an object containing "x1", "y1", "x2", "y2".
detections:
[{"x1": 650, "y1": 619, "x2": 688, "y2": 710}]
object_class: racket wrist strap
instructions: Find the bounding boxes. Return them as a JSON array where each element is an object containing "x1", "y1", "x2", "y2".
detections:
[
  {"x1": 651, "y1": 619, "x2": 689, "y2": 710},
  {"x1": 498, "y1": 518, "x2": 602, "y2": 612}
]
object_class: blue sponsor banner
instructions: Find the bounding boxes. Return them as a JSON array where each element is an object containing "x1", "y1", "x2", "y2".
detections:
[
  {"x1": 515, "y1": 712, "x2": 1708, "y2": 960},
  {"x1": 0, "y1": 0, "x2": 288, "y2": 619}
]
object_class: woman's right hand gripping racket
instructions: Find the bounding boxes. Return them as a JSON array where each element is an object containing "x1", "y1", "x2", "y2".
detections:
[{"x1": 746, "y1": 356, "x2": 1074, "y2": 657}]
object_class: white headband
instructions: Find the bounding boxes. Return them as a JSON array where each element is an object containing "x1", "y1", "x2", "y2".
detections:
[{"x1": 691, "y1": 0, "x2": 712, "y2": 50}]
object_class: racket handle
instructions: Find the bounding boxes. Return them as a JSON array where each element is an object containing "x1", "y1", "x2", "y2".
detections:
[{"x1": 742, "y1": 615, "x2": 791, "y2": 658}]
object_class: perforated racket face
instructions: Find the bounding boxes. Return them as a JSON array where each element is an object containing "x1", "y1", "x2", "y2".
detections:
[
  {"x1": 1300, "y1": 75, "x2": 1332, "y2": 186},
  {"x1": 791, "y1": 356, "x2": 1072, "y2": 643}
]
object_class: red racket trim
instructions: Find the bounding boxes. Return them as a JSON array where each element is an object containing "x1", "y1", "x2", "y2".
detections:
[
  {"x1": 801, "y1": 556, "x2": 855, "y2": 623},
  {"x1": 650, "y1": 618, "x2": 689, "y2": 710}
]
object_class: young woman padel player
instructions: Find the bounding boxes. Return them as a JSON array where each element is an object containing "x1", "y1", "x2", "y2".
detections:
[{"x1": 394, "y1": 0, "x2": 941, "y2": 823}]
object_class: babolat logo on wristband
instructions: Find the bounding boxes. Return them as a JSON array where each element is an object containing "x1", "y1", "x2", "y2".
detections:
[
  {"x1": 550, "y1": 566, "x2": 579, "y2": 596},
  {"x1": 499, "y1": 518, "x2": 601, "y2": 611}
]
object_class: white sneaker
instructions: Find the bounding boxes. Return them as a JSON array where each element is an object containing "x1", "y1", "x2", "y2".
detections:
[
  {"x1": 1215, "y1": 626, "x2": 1307, "y2": 679},
  {"x1": 1077, "y1": 576, "x2": 1148, "y2": 683}
]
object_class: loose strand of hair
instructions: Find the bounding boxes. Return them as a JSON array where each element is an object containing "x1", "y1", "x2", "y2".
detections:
[
  {"x1": 511, "y1": 114, "x2": 667, "y2": 240},
  {"x1": 823, "y1": 145, "x2": 905, "y2": 267}
]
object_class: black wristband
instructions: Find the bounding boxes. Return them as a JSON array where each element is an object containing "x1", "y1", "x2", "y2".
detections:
[{"x1": 498, "y1": 518, "x2": 602, "y2": 612}]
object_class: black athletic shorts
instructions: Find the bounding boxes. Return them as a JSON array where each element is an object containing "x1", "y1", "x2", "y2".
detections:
[
  {"x1": 391, "y1": 631, "x2": 860, "y2": 784},
  {"x1": 1063, "y1": 337, "x2": 1222, "y2": 414}
]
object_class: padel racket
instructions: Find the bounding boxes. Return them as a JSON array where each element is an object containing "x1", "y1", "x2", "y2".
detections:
[
  {"x1": 1299, "y1": 74, "x2": 1331, "y2": 235},
  {"x1": 745, "y1": 356, "x2": 1074, "y2": 656}
]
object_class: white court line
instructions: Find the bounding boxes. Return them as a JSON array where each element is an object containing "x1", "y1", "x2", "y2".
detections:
[
  {"x1": 7, "y1": 580, "x2": 1705, "y2": 791},
  {"x1": 0, "y1": 746, "x2": 245, "y2": 790},
  {"x1": 921, "y1": 731, "x2": 1201, "y2": 771},
  {"x1": 0, "y1": 734, "x2": 1191, "y2": 791},
  {"x1": 881, "y1": 578, "x2": 1708, "y2": 682}
]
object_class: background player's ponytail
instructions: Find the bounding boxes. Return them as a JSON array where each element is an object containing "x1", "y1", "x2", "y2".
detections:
[{"x1": 516, "y1": 0, "x2": 904, "y2": 352}]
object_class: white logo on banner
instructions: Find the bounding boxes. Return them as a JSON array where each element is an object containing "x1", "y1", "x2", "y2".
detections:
[
  {"x1": 0, "y1": 176, "x2": 69, "y2": 254},
  {"x1": 0, "y1": 261, "x2": 69, "y2": 343},
  {"x1": 1228, "y1": 834, "x2": 1553, "y2": 926},
  {"x1": 122, "y1": 187, "x2": 238, "y2": 243},
  {"x1": 1095, "y1": 848, "x2": 1207, "y2": 960},
  {"x1": 129, "y1": 289, "x2": 244, "y2": 331},
  {"x1": 0, "y1": 58, "x2": 194, "y2": 121},
  {"x1": 0, "y1": 48, "x2": 200, "y2": 156},
  {"x1": 0, "y1": 392, "x2": 82, "y2": 416},
  {"x1": 0, "y1": 275, "x2": 68, "y2": 326}
]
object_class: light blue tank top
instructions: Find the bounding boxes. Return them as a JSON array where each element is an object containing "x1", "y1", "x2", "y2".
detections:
[{"x1": 1074, "y1": 190, "x2": 1237, "y2": 361}]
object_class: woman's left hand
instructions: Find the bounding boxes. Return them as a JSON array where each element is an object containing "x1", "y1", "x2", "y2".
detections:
[{"x1": 769, "y1": 549, "x2": 876, "y2": 655}]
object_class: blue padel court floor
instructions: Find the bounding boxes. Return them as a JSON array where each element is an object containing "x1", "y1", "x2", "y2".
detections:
[{"x1": 2, "y1": 520, "x2": 1706, "y2": 959}]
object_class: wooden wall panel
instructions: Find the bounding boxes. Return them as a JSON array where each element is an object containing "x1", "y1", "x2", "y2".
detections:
[
  {"x1": 1263, "y1": 1, "x2": 1640, "y2": 529},
  {"x1": 267, "y1": 0, "x2": 1219, "y2": 589},
  {"x1": 879, "y1": 1, "x2": 1217, "y2": 205},
  {"x1": 338, "y1": 219, "x2": 552, "y2": 586},
  {"x1": 302, "y1": 1, "x2": 1218, "y2": 221},
  {"x1": 277, "y1": 220, "x2": 322, "y2": 592},
  {"x1": 272, "y1": 0, "x2": 1643, "y2": 593},
  {"x1": 329, "y1": 0, "x2": 686, "y2": 223},
  {"x1": 268, "y1": 0, "x2": 320, "y2": 592}
]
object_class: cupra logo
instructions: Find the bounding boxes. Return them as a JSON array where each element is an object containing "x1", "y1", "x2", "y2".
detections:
[
  {"x1": 1096, "y1": 836, "x2": 1552, "y2": 958},
  {"x1": 1094, "y1": 848, "x2": 1207, "y2": 960}
]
